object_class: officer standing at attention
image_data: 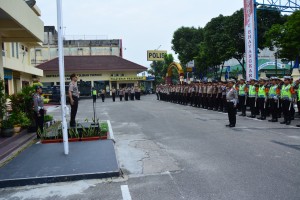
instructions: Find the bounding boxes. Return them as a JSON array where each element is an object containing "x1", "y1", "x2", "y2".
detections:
[
  {"x1": 268, "y1": 77, "x2": 280, "y2": 122},
  {"x1": 125, "y1": 87, "x2": 129, "y2": 101},
  {"x1": 119, "y1": 87, "x2": 124, "y2": 101},
  {"x1": 247, "y1": 78, "x2": 258, "y2": 118},
  {"x1": 68, "y1": 73, "x2": 79, "y2": 127},
  {"x1": 111, "y1": 87, "x2": 116, "y2": 102},
  {"x1": 92, "y1": 87, "x2": 97, "y2": 103},
  {"x1": 237, "y1": 78, "x2": 247, "y2": 116},
  {"x1": 257, "y1": 78, "x2": 269, "y2": 120},
  {"x1": 280, "y1": 76, "x2": 295, "y2": 125},
  {"x1": 33, "y1": 86, "x2": 46, "y2": 138},
  {"x1": 226, "y1": 79, "x2": 238, "y2": 128},
  {"x1": 100, "y1": 89, "x2": 106, "y2": 102}
]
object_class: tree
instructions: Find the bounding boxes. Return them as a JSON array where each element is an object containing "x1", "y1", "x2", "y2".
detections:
[
  {"x1": 265, "y1": 10, "x2": 300, "y2": 62},
  {"x1": 148, "y1": 54, "x2": 174, "y2": 86},
  {"x1": 171, "y1": 27, "x2": 204, "y2": 65}
]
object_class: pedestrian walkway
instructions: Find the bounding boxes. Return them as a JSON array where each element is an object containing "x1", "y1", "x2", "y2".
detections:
[{"x1": 0, "y1": 140, "x2": 120, "y2": 188}]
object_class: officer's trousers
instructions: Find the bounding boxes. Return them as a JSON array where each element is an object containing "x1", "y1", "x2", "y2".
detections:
[
  {"x1": 100, "y1": 94, "x2": 105, "y2": 102},
  {"x1": 257, "y1": 98, "x2": 266, "y2": 119},
  {"x1": 125, "y1": 93, "x2": 129, "y2": 101},
  {"x1": 227, "y1": 102, "x2": 236, "y2": 126},
  {"x1": 119, "y1": 95, "x2": 123, "y2": 101},
  {"x1": 112, "y1": 93, "x2": 116, "y2": 102},
  {"x1": 269, "y1": 99, "x2": 279, "y2": 120},
  {"x1": 282, "y1": 99, "x2": 292, "y2": 122},
  {"x1": 238, "y1": 96, "x2": 246, "y2": 115},
  {"x1": 92, "y1": 95, "x2": 97, "y2": 103},
  {"x1": 70, "y1": 96, "x2": 78, "y2": 126},
  {"x1": 248, "y1": 97, "x2": 256, "y2": 116},
  {"x1": 34, "y1": 110, "x2": 44, "y2": 138}
]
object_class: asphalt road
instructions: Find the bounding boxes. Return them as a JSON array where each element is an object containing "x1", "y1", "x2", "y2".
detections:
[{"x1": 1, "y1": 95, "x2": 300, "y2": 200}]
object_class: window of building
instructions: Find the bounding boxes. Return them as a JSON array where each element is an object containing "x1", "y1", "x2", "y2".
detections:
[
  {"x1": 2, "y1": 43, "x2": 5, "y2": 56},
  {"x1": 11, "y1": 43, "x2": 15, "y2": 57},
  {"x1": 21, "y1": 45, "x2": 24, "y2": 50},
  {"x1": 111, "y1": 74, "x2": 114, "y2": 77},
  {"x1": 116, "y1": 74, "x2": 119, "y2": 77},
  {"x1": 16, "y1": 43, "x2": 19, "y2": 59},
  {"x1": 121, "y1": 74, "x2": 124, "y2": 77}
]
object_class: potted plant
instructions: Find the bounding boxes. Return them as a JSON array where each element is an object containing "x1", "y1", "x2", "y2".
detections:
[
  {"x1": 9, "y1": 86, "x2": 36, "y2": 133},
  {"x1": 9, "y1": 112, "x2": 31, "y2": 133},
  {"x1": 1, "y1": 118, "x2": 14, "y2": 137}
]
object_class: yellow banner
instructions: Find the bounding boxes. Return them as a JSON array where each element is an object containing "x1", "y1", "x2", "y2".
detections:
[
  {"x1": 110, "y1": 76, "x2": 146, "y2": 81},
  {"x1": 147, "y1": 50, "x2": 167, "y2": 61}
]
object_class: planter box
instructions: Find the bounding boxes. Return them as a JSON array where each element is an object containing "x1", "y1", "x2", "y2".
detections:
[
  {"x1": 1, "y1": 128, "x2": 14, "y2": 137},
  {"x1": 41, "y1": 137, "x2": 101, "y2": 144},
  {"x1": 80, "y1": 137, "x2": 100, "y2": 141}
]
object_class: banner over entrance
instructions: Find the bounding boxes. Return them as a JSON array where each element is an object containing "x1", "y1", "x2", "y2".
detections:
[{"x1": 244, "y1": 0, "x2": 257, "y2": 81}]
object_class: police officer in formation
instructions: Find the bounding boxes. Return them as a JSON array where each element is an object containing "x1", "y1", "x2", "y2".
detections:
[
  {"x1": 33, "y1": 86, "x2": 46, "y2": 137},
  {"x1": 157, "y1": 76, "x2": 300, "y2": 127}
]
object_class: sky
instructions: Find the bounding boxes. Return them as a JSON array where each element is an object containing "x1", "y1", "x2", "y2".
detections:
[{"x1": 36, "y1": 0, "x2": 244, "y2": 68}]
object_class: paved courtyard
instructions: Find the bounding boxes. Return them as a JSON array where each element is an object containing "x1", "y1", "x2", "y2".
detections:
[{"x1": 0, "y1": 95, "x2": 300, "y2": 200}]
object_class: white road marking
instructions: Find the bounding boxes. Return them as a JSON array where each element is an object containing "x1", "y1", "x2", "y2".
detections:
[
  {"x1": 121, "y1": 185, "x2": 132, "y2": 200},
  {"x1": 107, "y1": 120, "x2": 115, "y2": 142}
]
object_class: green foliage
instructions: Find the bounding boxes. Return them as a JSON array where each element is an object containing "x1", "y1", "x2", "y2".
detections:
[
  {"x1": 9, "y1": 85, "x2": 35, "y2": 122},
  {"x1": 44, "y1": 115, "x2": 53, "y2": 122},
  {"x1": 171, "y1": 8, "x2": 286, "y2": 80},
  {"x1": 172, "y1": 27, "x2": 204, "y2": 65},
  {"x1": 9, "y1": 112, "x2": 31, "y2": 127},
  {"x1": 148, "y1": 54, "x2": 174, "y2": 86},
  {"x1": 100, "y1": 122, "x2": 108, "y2": 133},
  {"x1": 265, "y1": 10, "x2": 300, "y2": 61},
  {"x1": 1, "y1": 118, "x2": 14, "y2": 129},
  {"x1": 0, "y1": 76, "x2": 6, "y2": 121}
]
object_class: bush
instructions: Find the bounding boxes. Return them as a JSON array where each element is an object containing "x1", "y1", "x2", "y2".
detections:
[
  {"x1": 100, "y1": 122, "x2": 108, "y2": 133},
  {"x1": 44, "y1": 115, "x2": 53, "y2": 122},
  {"x1": 9, "y1": 86, "x2": 35, "y2": 124},
  {"x1": 2, "y1": 118, "x2": 14, "y2": 129},
  {"x1": 9, "y1": 112, "x2": 31, "y2": 127}
]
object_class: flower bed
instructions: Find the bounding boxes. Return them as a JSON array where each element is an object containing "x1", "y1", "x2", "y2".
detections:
[{"x1": 40, "y1": 121, "x2": 109, "y2": 144}]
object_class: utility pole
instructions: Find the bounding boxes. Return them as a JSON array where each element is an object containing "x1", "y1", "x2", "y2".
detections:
[{"x1": 275, "y1": 52, "x2": 278, "y2": 76}]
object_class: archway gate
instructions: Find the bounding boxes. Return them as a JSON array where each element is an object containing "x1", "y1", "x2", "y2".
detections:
[{"x1": 166, "y1": 62, "x2": 184, "y2": 84}]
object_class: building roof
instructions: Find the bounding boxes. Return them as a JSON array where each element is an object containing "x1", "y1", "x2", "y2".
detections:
[{"x1": 36, "y1": 56, "x2": 147, "y2": 72}]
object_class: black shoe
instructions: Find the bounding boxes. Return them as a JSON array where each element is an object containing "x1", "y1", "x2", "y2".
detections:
[
  {"x1": 226, "y1": 124, "x2": 231, "y2": 127},
  {"x1": 280, "y1": 121, "x2": 286, "y2": 124},
  {"x1": 229, "y1": 124, "x2": 235, "y2": 127},
  {"x1": 286, "y1": 121, "x2": 291, "y2": 125},
  {"x1": 296, "y1": 125, "x2": 300, "y2": 127},
  {"x1": 239, "y1": 114, "x2": 246, "y2": 117},
  {"x1": 248, "y1": 115, "x2": 255, "y2": 118},
  {"x1": 291, "y1": 117, "x2": 294, "y2": 120},
  {"x1": 268, "y1": 119, "x2": 278, "y2": 122}
]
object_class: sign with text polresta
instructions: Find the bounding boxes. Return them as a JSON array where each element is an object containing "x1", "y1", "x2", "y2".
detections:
[{"x1": 147, "y1": 50, "x2": 167, "y2": 61}]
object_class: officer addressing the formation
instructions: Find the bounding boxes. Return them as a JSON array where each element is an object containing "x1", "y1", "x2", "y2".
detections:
[
  {"x1": 68, "y1": 73, "x2": 79, "y2": 127},
  {"x1": 33, "y1": 85, "x2": 46, "y2": 138},
  {"x1": 226, "y1": 79, "x2": 238, "y2": 127}
]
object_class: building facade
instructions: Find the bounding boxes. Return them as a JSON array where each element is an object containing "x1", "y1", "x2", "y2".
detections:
[
  {"x1": 36, "y1": 56, "x2": 147, "y2": 96},
  {"x1": 30, "y1": 26, "x2": 123, "y2": 66},
  {"x1": 0, "y1": 0, "x2": 44, "y2": 94}
]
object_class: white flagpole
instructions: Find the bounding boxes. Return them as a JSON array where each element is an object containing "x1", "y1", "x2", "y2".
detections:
[{"x1": 57, "y1": 0, "x2": 69, "y2": 155}]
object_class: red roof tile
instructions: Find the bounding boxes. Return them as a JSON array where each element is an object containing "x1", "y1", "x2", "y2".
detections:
[{"x1": 36, "y1": 56, "x2": 147, "y2": 72}]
